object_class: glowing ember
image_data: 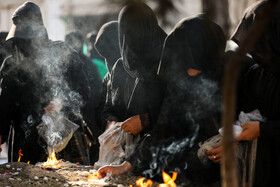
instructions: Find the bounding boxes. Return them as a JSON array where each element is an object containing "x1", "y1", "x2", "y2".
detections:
[
  {"x1": 18, "y1": 149, "x2": 23, "y2": 162},
  {"x1": 88, "y1": 172, "x2": 100, "y2": 183},
  {"x1": 42, "y1": 150, "x2": 62, "y2": 169},
  {"x1": 136, "y1": 177, "x2": 153, "y2": 187},
  {"x1": 159, "y1": 171, "x2": 177, "y2": 187}
]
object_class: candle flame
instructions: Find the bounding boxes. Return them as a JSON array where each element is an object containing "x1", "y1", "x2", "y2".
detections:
[
  {"x1": 18, "y1": 149, "x2": 23, "y2": 162},
  {"x1": 159, "y1": 171, "x2": 177, "y2": 187},
  {"x1": 136, "y1": 177, "x2": 153, "y2": 187}
]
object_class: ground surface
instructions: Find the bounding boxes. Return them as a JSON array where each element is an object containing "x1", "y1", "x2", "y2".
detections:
[{"x1": 0, "y1": 162, "x2": 160, "y2": 187}]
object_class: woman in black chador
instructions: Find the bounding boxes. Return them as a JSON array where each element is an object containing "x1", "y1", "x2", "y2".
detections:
[
  {"x1": 148, "y1": 15, "x2": 226, "y2": 186},
  {"x1": 94, "y1": 21, "x2": 121, "y2": 132},
  {"x1": 98, "y1": 2, "x2": 166, "y2": 176},
  {"x1": 228, "y1": 1, "x2": 280, "y2": 186},
  {"x1": 99, "y1": 14, "x2": 226, "y2": 186},
  {"x1": 0, "y1": 2, "x2": 90, "y2": 164}
]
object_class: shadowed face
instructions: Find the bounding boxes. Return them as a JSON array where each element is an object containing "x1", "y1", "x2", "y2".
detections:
[{"x1": 11, "y1": 38, "x2": 35, "y2": 57}]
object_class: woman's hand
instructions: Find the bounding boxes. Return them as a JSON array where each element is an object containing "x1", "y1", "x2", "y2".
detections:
[
  {"x1": 236, "y1": 121, "x2": 260, "y2": 141},
  {"x1": 98, "y1": 161, "x2": 133, "y2": 179},
  {"x1": 121, "y1": 115, "x2": 143, "y2": 135},
  {"x1": 105, "y1": 120, "x2": 118, "y2": 130},
  {"x1": 205, "y1": 143, "x2": 222, "y2": 164},
  {"x1": 44, "y1": 98, "x2": 63, "y2": 113}
]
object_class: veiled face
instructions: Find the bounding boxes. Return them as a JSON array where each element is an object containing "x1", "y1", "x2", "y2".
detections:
[
  {"x1": 117, "y1": 2, "x2": 167, "y2": 79},
  {"x1": 158, "y1": 15, "x2": 226, "y2": 83}
]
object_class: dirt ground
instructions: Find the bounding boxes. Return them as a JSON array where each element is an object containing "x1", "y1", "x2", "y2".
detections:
[{"x1": 0, "y1": 162, "x2": 160, "y2": 187}]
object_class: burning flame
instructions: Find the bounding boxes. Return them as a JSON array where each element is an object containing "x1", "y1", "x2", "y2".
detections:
[
  {"x1": 18, "y1": 149, "x2": 23, "y2": 162},
  {"x1": 159, "y1": 171, "x2": 177, "y2": 187},
  {"x1": 27, "y1": 161, "x2": 30, "y2": 164},
  {"x1": 42, "y1": 150, "x2": 61, "y2": 169},
  {"x1": 88, "y1": 172, "x2": 100, "y2": 183},
  {"x1": 136, "y1": 177, "x2": 153, "y2": 187}
]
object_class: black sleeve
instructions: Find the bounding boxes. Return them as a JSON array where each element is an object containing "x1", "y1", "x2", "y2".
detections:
[
  {"x1": 260, "y1": 120, "x2": 280, "y2": 140},
  {"x1": 0, "y1": 77, "x2": 16, "y2": 143},
  {"x1": 100, "y1": 83, "x2": 119, "y2": 124},
  {"x1": 140, "y1": 80, "x2": 166, "y2": 135},
  {"x1": 81, "y1": 54, "x2": 102, "y2": 107},
  {"x1": 95, "y1": 73, "x2": 110, "y2": 131},
  {"x1": 100, "y1": 64, "x2": 119, "y2": 125}
]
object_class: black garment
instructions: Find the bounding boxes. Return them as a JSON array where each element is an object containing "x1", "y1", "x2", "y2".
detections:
[
  {"x1": 237, "y1": 62, "x2": 280, "y2": 187},
  {"x1": 0, "y1": 1, "x2": 92, "y2": 165},
  {"x1": 102, "y1": 59, "x2": 165, "y2": 133},
  {"x1": 71, "y1": 51, "x2": 102, "y2": 165},
  {"x1": 94, "y1": 21, "x2": 121, "y2": 131},
  {"x1": 231, "y1": 0, "x2": 280, "y2": 74},
  {"x1": 86, "y1": 32, "x2": 104, "y2": 60},
  {"x1": 0, "y1": 39, "x2": 90, "y2": 164},
  {"x1": 65, "y1": 31, "x2": 103, "y2": 135},
  {"x1": 232, "y1": 1, "x2": 280, "y2": 185},
  {"x1": 118, "y1": 2, "x2": 167, "y2": 80},
  {"x1": 101, "y1": 2, "x2": 167, "y2": 128},
  {"x1": 78, "y1": 53, "x2": 102, "y2": 127},
  {"x1": 0, "y1": 55, "x2": 50, "y2": 164},
  {"x1": 0, "y1": 32, "x2": 10, "y2": 66},
  {"x1": 95, "y1": 73, "x2": 110, "y2": 132},
  {"x1": 94, "y1": 21, "x2": 120, "y2": 73},
  {"x1": 128, "y1": 15, "x2": 226, "y2": 186},
  {"x1": 6, "y1": 2, "x2": 48, "y2": 40}
]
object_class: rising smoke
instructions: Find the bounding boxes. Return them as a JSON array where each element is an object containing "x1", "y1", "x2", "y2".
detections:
[{"x1": 141, "y1": 75, "x2": 221, "y2": 182}]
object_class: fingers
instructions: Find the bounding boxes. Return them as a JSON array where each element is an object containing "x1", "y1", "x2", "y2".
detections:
[
  {"x1": 121, "y1": 122, "x2": 132, "y2": 134},
  {"x1": 98, "y1": 166, "x2": 111, "y2": 179},
  {"x1": 121, "y1": 122, "x2": 126, "y2": 130},
  {"x1": 236, "y1": 127, "x2": 248, "y2": 141},
  {"x1": 205, "y1": 144, "x2": 222, "y2": 164},
  {"x1": 121, "y1": 122, "x2": 130, "y2": 132},
  {"x1": 207, "y1": 154, "x2": 221, "y2": 164},
  {"x1": 122, "y1": 125, "x2": 129, "y2": 133},
  {"x1": 44, "y1": 105, "x2": 53, "y2": 113},
  {"x1": 205, "y1": 146, "x2": 221, "y2": 156}
]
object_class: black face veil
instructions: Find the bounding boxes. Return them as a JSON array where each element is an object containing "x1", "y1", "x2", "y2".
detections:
[
  {"x1": 118, "y1": 2, "x2": 167, "y2": 79},
  {"x1": 158, "y1": 14, "x2": 226, "y2": 82}
]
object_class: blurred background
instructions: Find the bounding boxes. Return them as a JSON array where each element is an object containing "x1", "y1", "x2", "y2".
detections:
[{"x1": 0, "y1": 0, "x2": 258, "y2": 41}]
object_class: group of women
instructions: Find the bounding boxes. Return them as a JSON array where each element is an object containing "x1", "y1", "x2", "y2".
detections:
[
  {"x1": 92, "y1": 1, "x2": 280, "y2": 186},
  {"x1": 0, "y1": 0, "x2": 278, "y2": 186}
]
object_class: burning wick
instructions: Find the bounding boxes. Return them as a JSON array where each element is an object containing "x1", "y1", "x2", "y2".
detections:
[
  {"x1": 18, "y1": 149, "x2": 23, "y2": 162},
  {"x1": 159, "y1": 171, "x2": 177, "y2": 187},
  {"x1": 136, "y1": 177, "x2": 153, "y2": 187}
]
